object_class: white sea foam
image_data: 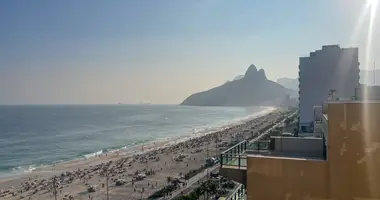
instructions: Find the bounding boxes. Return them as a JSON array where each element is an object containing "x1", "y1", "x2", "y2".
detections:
[
  {"x1": 83, "y1": 149, "x2": 104, "y2": 159},
  {"x1": 11, "y1": 165, "x2": 38, "y2": 174}
]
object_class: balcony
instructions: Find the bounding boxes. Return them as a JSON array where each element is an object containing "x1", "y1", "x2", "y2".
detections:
[
  {"x1": 220, "y1": 137, "x2": 326, "y2": 185},
  {"x1": 220, "y1": 140, "x2": 247, "y2": 169},
  {"x1": 247, "y1": 137, "x2": 325, "y2": 160},
  {"x1": 219, "y1": 140, "x2": 270, "y2": 184},
  {"x1": 220, "y1": 140, "x2": 271, "y2": 169},
  {"x1": 219, "y1": 141, "x2": 247, "y2": 184}
]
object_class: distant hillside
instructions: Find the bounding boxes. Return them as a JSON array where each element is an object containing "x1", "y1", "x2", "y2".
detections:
[
  {"x1": 276, "y1": 78, "x2": 298, "y2": 91},
  {"x1": 181, "y1": 64, "x2": 295, "y2": 106}
]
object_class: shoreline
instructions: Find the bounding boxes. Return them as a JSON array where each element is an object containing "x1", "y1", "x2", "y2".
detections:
[
  {"x1": 1, "y1": 107, "x2": 286, "y2": 200},
  {"x1": 0, "y1": 107, "x2": 275, "y2": 182}
]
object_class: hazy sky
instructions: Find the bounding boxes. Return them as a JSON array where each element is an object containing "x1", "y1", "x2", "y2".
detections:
[{"x1": 0, "y1": 0, "x2": 379, "y2": 104}]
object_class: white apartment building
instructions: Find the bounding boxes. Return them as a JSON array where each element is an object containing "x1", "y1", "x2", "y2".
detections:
[{"x1": 299, "y1": 45, "x2": 360, "y2": 132}]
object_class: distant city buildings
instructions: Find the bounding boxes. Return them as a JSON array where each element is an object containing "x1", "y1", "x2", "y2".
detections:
[{"x1": 298, "y1": 45, "x2": 360, "y2": 132}]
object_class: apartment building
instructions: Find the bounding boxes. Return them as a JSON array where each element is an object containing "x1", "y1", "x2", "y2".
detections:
[{"x1": 298, "y1": 45, "x2": 360, "y2": 132}]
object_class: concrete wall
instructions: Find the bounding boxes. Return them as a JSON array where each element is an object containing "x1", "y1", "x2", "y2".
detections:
[
  {"x1": 327, "y1": 102, "x2": 380, "y2": 199},
  {"x1": 219, "y1": 167, "x2": 246, "y2": 185},
  {"x1": 272, "y1": 137, "x2": 324, "y2": 157},
  {"x1": 322, "y1": 114, "x2": 328, "y2": 139},
  {"x1": 247, "y1": 156, "x2": 329, "y2": 200},
  {"x1": 247, "y1": 102, "x2": 380, "y2": 200}
]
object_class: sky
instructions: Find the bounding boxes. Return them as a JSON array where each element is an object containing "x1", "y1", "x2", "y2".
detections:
[{"x1": 0, "y1": 0, "x2": 379, "y2": 104}]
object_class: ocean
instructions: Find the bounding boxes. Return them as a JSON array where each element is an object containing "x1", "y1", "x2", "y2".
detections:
[{"x1": 0, "y1": 104, "x2": 271, "y2": 177}]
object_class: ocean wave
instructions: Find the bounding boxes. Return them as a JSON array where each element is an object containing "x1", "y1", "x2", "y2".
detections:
[
  {"x1": 78, "y1": 138, "x2": 153, "y2": 160},
  {"x1": 0, "y1": 164, "x2": 45, "y2": 179},
  {"x1": 12, "y1": 164, "x2": 39, "y2": 173},
  {"x1": 82, "y1": 149, "x2": 105, "y2": 159}
]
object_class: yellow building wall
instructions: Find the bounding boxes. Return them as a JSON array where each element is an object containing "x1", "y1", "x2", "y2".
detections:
[
  {"x1": 247, "y1": 157, "x2": 329, "y2": 200},
  {"x1": 247, "y1": 103, "x2": 380, "y2": 200},
  {"x1": 327, "y1": 103, "x2": 380, "y2": 199}
]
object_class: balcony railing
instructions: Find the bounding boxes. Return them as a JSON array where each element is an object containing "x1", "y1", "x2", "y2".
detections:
[
  {"x1": 227, "y1": 183, "x2": 246, "y2": 200},
  {"x1": 220, "y1": 140, "x2": 247, "y2": 168},
  {"x1": 247, "y1": 140, "x2": 270, "y2": 151},
  {"x1": 220, "y1": 140, "x2": 271, "y2": 169}
]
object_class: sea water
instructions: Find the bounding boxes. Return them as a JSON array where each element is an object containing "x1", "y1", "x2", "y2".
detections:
[{"x1": 0, "y1": 104, "x2": 271, "y2": 177}]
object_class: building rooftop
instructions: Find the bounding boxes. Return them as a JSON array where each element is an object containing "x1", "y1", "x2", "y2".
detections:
[
  {"x1": 220, "y1": 135, "x2": 327, "y2": 170},
  {"x1": 299, "y1": 45, "x2": 358, "y2": 59},
  {"x1": 246, "y1": 136, "x2": 325, "y2": 160},
  {"x1": 244, "y1": 102, "x2": 380, "y2": 199},
  {"x1": 322, "y1": 44, "x2": 340, "y2": 49}
]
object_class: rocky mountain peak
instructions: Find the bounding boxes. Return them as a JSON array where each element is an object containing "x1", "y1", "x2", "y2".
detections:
[
  {"x1": 180, "y1": 63, "x2": 294, "y2": 106},
  {"x1": 257, "y1": 69, "x2": 267, "y2": 80},
  {"x1": 244, "y1": 64, "x2": 267, "y2": 80},
  {"x1": 245, "y1": 64, "x2": 258, "y2": 77}
]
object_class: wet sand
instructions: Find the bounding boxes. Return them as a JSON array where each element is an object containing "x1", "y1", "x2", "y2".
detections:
[{"x1": 0, "y1": 108, "x2": 288, "y2": 200}]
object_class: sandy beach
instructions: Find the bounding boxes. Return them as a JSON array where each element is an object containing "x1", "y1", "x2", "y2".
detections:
[{"x1": 0, "y1": 108, "x2": 289, "y2": 200}]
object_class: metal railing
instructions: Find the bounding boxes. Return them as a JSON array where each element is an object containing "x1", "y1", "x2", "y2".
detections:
[
  {"x1": 227, "y1": 183, "x2": 246, "y2": 200},
  {"x1": 220, "y1": 139, "x2": 273, "y2": 168},
  {"x1": 219, "y1": 111, "x2": 298, "y2": 168},
  {"x1": 220, "y1": 140, "x2": 247, "y2": 168},
  {"x1": 247, "y1": 140, "x2": 271, "y2": 151}
]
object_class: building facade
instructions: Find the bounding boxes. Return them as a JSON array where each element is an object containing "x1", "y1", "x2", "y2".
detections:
[
  {"x1": 298, "y1": 45, "x2": 360, "y2": 132},
  {"x1": 220, "y1": 101, "x2": 380, "y2": 200}
]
